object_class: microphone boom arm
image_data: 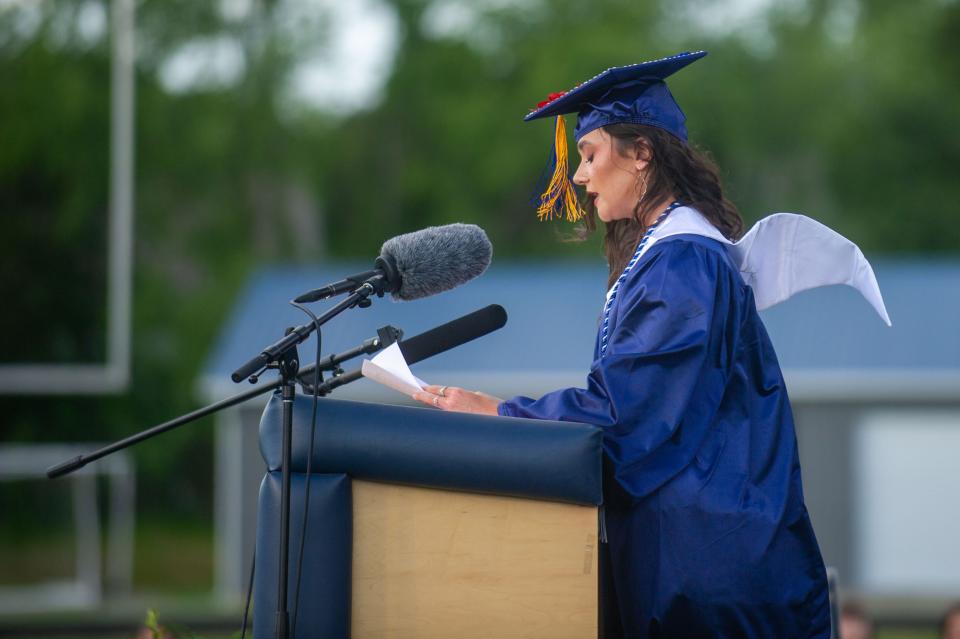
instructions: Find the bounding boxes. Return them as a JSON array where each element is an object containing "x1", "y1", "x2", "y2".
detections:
[
  {"x1": 45, "y1": 324, "x2": 402, "y2": 479},
  {"x1": 232, "y1": 278, "x2": 386, "y2": 383},
  {"x1": 294, "y1": 255, "x2": 400, "y2": 304}
]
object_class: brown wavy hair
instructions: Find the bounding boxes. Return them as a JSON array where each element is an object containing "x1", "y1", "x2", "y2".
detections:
[{"x1": 574, "y1": 124, "x2": 743, "y2": 289}]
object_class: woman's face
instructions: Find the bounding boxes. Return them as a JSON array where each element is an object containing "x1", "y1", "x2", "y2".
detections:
[{"x1": 573, "y1": 128, "x2": 647, "y2": 223}]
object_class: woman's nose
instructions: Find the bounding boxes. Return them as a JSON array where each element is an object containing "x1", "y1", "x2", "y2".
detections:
[{"x1": 572, "y1": 160, "x2": 587, "y2": 186}]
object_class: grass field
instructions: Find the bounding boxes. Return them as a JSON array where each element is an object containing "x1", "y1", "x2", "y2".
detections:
[
  {"x1": 0, "y1": 520, "x2": 232, "y2": 637},
  {"x1": 0, "y1": 518, "x2": 213, "y2": 591}
]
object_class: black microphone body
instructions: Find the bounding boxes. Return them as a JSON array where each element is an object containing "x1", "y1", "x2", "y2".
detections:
[
  {"x1": 296, "y1": 268, "x2": 381, "y2": 302},
  {"x1": 316, "y1": 304, "x2": 507, "y2": 395},
  {"x1": 294, "y1": 224, "x2": 492, "y2": 304},
  {"x1": 398, "y1": 304, "x2": 506, "y2": 364}
]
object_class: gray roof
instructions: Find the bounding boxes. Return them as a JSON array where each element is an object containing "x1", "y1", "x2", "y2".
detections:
[{"x1": 200, "y1": 260, "x2": 960, "y2": 403}]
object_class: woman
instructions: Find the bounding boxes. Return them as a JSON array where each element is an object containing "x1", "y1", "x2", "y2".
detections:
[{"x1": 413, "y1": 51, "x2": 881, "y2": 638}]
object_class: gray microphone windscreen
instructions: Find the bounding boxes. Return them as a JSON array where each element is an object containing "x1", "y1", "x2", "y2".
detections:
[{"x1": 380, "y1": 223, "x2": 492, "y2": 301}]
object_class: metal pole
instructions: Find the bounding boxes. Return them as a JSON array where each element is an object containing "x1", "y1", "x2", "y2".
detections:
[
  {"x1": 107, "y1": 0, "x2": 135, "y2": 390},
  {"x1": 275, "y1": 378, "x2": 295, "y2": 639}
]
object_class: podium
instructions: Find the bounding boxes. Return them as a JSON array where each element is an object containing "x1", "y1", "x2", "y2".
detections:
[{"x1": 254, "y1": 395, "x2": 603, "y2": 639}]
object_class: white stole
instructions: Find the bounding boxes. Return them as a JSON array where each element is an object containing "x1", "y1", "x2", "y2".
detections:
[{"x1": 631, "y1": 206, "x2": 892, "y2": 326}]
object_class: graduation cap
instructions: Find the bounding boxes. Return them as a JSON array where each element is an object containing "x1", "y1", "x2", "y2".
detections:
[{"x1": 526, "y1": 50, "x2": 707, "y2": 222}]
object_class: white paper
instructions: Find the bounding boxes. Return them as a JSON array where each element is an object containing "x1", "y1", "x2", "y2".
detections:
[
  {"x1": 361, "y1": 360, "x2": 423, "y2": 397},
  {"x1": 361, "y1": 342, "x2": 429, "y2": 398}
]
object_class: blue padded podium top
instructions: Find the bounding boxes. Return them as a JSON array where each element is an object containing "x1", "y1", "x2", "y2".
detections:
[{"x1": 259, "y1": 394, "x2": 603, "y2": 506}]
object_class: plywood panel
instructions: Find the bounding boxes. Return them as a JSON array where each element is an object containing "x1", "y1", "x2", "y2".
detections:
[{"x1": 352, "y1": 480, "x2": 597, "y2": 638}]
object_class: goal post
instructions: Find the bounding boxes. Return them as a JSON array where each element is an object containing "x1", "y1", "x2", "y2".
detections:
[{"x1": 0, "y1": 0, "x2": 134, "y2": 395}]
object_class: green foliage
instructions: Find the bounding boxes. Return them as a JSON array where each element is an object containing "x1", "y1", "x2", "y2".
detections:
[
  {"x1": 0, "y1": 26, "x2": 110, "y2": 363},
  {"x1": 141, "y1": 607, "x2": 216, "y2": 639},
  {"x1": 144, "y1": 609, "x2": 163, "y2": 638}
]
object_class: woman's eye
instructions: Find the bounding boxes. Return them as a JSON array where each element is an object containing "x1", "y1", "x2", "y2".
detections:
[{"x1": 586, "y1": 155, "x2": 594, "y2": 163}]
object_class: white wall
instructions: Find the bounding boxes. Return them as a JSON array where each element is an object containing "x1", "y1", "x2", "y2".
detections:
[{"x1": 855, "y1": 409, "x2": 960, "y2": 594}]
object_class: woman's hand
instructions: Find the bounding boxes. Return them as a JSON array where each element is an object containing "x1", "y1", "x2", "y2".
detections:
[{"x1": 413, "y1": 384, "x2": 503, "y2": 416}]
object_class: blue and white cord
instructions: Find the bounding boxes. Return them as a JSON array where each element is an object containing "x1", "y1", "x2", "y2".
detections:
[{"x1": 599, "y1": 202, "x2": 682, "y2": 357}]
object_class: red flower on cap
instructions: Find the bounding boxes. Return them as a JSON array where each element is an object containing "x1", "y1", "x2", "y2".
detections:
[{"x1": 535, "y1": 91, "x2": 566, "y2": 110}]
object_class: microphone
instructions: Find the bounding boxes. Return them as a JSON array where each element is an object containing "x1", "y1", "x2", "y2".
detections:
[
  {"x1": 399, "y1": 303, "x2": 507, "y2": 364},
  {"x1": 313, "y1": 304, "x2": 507, "y2": 395},
  {"x1": 294, "y1": 223, "x2": 492, "y2": 303}
]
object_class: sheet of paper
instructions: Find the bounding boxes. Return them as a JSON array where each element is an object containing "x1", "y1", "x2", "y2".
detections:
[
  {"x1": 361, "y1": 342, "x2": 429, "y2": 398},
  {"x1": 361, "y1": 360, "x2": 423, "y2": 397}
]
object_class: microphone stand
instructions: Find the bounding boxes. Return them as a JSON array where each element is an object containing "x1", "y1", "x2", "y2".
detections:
[
  {"x1": 247, "y1": 281, "x2": 381, "y2": 639},
  {"x1": 227, "y1": 278, "x2": 396, "y2": 639},
  {"x1": 47, "y1": 276, "x2": 393, "y2": 639}
]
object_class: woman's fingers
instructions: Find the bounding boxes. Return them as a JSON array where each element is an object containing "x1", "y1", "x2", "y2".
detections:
[
  {"x1": 422, "y1": 384, "x2": 455, "y2": 397},
  {"x1": 413, "y1": 390, "x2": 442, "y2": 408},
  {"x1": 413, "y1": 386, "x2": 500, "y2": 416}
]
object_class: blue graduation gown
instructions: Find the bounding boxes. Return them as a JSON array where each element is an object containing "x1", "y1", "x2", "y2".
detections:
[{"x1": 498, "y1": 235, "x2": 831, "y2": 638}]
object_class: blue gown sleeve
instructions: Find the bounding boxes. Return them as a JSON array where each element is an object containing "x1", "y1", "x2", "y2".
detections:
[{"x1": 498, "y1": 238, "x2": 743, "y2": 499}]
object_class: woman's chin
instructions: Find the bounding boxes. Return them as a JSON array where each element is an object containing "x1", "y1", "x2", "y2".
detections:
[{"x1": 598, "y1": 205, "x2": 634, "y2": 223}]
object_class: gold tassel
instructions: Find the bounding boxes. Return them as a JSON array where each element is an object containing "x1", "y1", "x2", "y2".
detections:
[{"x1": 536, "y1": 116, "x2": 585, "y2": 222}]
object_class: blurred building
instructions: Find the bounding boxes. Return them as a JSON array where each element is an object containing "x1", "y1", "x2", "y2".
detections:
[{"x1": 200, "y1": 260, "x2": 960, "y2": 606}]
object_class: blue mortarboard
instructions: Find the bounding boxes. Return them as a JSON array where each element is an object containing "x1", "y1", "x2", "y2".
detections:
[{"x1": 526, "y1": 51, "x2": 707, "y2": 222}]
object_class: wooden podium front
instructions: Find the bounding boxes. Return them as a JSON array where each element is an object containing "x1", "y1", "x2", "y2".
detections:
[
  {"x1": 352, "y1": 481, "x2": 598, "y2": 638},
  {"x1": 254, "y1": 397, "x2": 602, "y2": 639}
]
